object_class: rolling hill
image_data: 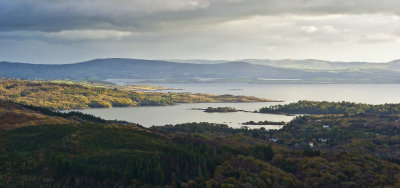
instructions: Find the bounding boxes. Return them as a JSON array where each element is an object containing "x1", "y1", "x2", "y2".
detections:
[{"x1": 0, "y1": 58, "x2": 399, "y2": 83}]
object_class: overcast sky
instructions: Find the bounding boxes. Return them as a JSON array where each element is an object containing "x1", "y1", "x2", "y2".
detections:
[{"x1": 1, "y1": 0, "x2": 400, "y2": 64}]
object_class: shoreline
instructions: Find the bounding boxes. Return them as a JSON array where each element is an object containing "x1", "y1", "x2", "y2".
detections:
[{"x1": 60, "y1": 101, "x2": 283, "y2": 112}]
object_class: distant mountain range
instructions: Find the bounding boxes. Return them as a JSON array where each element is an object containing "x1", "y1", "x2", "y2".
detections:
[
  {"x1": 173, "y1": 59, "x2": 400, "y2": 72},
  {"x1": 0, "y1": 58, "x2": 399, "y2": 83}
]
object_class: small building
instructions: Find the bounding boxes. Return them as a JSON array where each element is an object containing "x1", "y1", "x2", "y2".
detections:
[
  {"x1": 323, "y1": 125, "x2": 330, "y2": 129},
  {"x1": 270, "y1": 137, "x2": 279, "y2": 142},
  {"x1": 319, "y1": 138, "x2": 327, "y2": 142},
  {"x1": 309, "y1": 142, "x2": 314, "y2": 147}
]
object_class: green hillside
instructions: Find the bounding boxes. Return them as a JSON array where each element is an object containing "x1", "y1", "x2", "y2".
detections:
[
  {"x1": 1, "y1": 101, "x2": 400, "y2": 187},
  {"x1": 0, "y1": 79, "x2": 274, "y2": 110},
  {"x1": 1, "y1": 58, "x2": 399, "y2": 83}
]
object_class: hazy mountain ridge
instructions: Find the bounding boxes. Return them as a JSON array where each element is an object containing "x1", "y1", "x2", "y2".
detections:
[
  {"x1": 0, "y1": 58, "x2": 314, "y2": 80},
  {"x1": 241, "y1": 59, "x2": 400, "y2": 72},
  {"x1": 0, "y1": 58, "x2": 399, "y2": 83},
  {"x1": 174, "y1": 58, "x2": 400, "y2": 72}
]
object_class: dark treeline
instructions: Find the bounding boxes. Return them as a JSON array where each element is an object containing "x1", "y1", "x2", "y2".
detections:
[
  {"x1": 259, "y1": 100, "x2": 400, "y2": 115},
  {"x1": 22, "y1": 104, "x2": 106, "y2": 123},
  {"x1": 152, "y1": 122, "x2": 272, "y2": 140},
  {"x1": 242, "y1": 120, "x2": 286, "y2": 125}
]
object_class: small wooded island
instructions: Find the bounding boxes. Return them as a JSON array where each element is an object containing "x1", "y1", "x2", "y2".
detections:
[
  {"x1": 242, "y1": 120, "x2": 286, "y2": 125},
  {"x1": 204, "y1": 107, "x2": 238, "y2": 113}
]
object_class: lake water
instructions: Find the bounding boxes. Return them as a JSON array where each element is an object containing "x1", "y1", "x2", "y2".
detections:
[{"x1": 71, "y1": 81, "x2": 400, "y2": 128}]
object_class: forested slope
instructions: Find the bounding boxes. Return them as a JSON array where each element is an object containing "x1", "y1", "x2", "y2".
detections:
[
  {"x1": 1, "y1": 101, "x2": 400, "y2": 187},
  {"x1": 259, "y1": 100, "x2": 400, "y2": 115}
]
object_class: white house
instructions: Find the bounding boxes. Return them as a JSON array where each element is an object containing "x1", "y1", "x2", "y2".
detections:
[
  {"x1": 270, "y1": 137, "x2": 279, "y2": 142},
  {"x1": 319, "y1": 138, "x2": 327, "y2": 142}
]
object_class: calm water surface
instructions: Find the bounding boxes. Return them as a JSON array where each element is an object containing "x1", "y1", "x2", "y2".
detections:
[{"x1": 71, "y1": 82, "x2": 400, "y2": 128}]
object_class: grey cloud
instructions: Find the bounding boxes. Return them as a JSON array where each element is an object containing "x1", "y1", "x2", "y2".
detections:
[
  {"x1": 2, "y1": 0, "x2": 400, "y2": 32},
  {"x1": 2, "y1": 0, "x2": 400, "y2": 64},
  {"x1": 0, "y1": 29, "x2": 133, "y2": 44}
]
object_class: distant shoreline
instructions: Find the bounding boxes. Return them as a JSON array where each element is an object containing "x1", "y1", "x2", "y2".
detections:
[{"x1": 0, "y1": 79, "x2": 280, "y2": 111}]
